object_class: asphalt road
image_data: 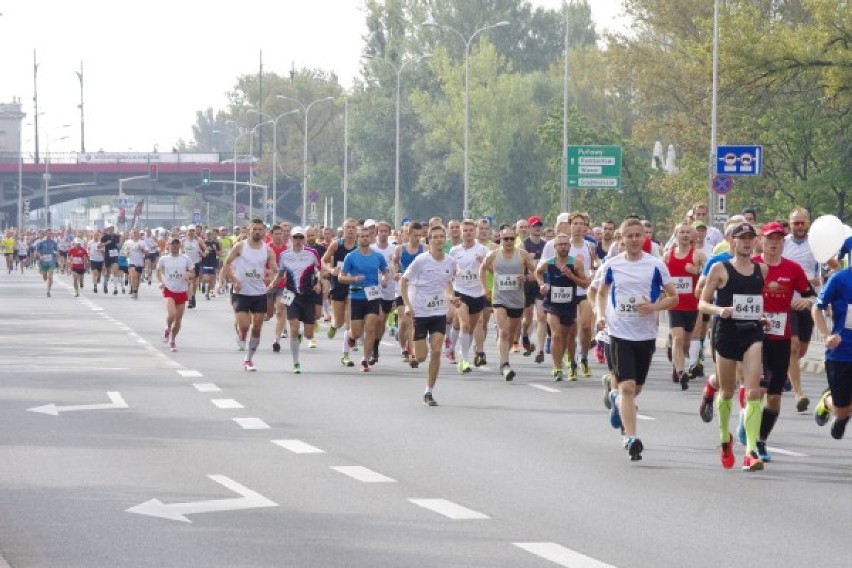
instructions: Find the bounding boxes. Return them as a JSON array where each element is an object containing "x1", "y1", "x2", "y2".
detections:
[{"x1": 0, "y1": 269, "x2": 849, "y2": 568}]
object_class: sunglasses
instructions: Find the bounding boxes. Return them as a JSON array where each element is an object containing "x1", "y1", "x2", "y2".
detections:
[
  {"x1": 791, "y1": 221, "x2": 806, "y2": 226},
  {"x1": 292, "y1": 235, "x2": 305, "y2": 239},
  {"x1": 502, "y1": 237, "x2": 515, "y2": 242}
]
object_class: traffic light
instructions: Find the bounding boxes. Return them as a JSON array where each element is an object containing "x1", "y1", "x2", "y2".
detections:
[
  {"x1": 201, "y1": 168, "x2": 211, "y2": 186},
  {"x1": 118, "y1": 208, "x2": 127, "y2": 224},
  {"x1": 148, "y1": 164, "x2": 158, "y2": 180}
]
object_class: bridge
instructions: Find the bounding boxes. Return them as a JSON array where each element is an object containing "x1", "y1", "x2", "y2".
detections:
[{"x1": 0, "y1": 151, "x2": 303, "y2": 227}]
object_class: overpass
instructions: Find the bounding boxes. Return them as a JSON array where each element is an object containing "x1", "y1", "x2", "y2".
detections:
[{"x1": 0, "y1": 151, "x2": 303, "y2": 227}]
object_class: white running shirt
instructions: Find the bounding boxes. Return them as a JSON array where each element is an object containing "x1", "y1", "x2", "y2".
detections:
[
  {"x1": 600, "y1": 252, "x2": 672, "y2": 341},
  {"x1": 157, "y1": 254, "x2": 193, "y2": 292},
  {"x1": 450, "y1": 242, "x2": 489, "y2": 297},
  {"x1": 403, "y1": 252, "x2": 457, "y2": 318}
]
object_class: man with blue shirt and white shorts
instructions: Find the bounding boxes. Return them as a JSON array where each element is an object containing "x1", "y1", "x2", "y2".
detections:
[
  {"x1": 35, "y1": 231, "x2": 59, "y2": 297},
  {"x1": 595, "y1": 218, "x2": 678, "y2": 461}
]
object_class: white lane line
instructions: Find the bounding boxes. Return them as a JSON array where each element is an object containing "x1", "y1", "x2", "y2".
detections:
[
  {"x1": 135, "y1": 338, "x2": 147, "y2": 344},
  {"x1": 177, "y1": 370, "x2": 204, "y2": 378},
  {"x1": 767, "y1": 446, "x2": 809, "y2": 458},
  {"x1": 143, "y1": 345, "x2": 158, "y2": 352},
  {"x1": 408, "y1": 499, "x2": 489, "y2": 519},
  {"x1": 636, "y1": 414, "x2": 655, "y2": 421},
  {"x1": 166, "y1": 361, "x2": 183, "y2": 367},
  {"x1": 530, "y1": 384, "x2": 560, "y2": 393},
  {"x1": 381, "y1": 341, "x2": 396, "y2": 347},
  {"x1": 331, "y1": 466, "x2": 396, "y2": 483},
  {"x1": 211, "y1": 398, "x2": 244, "y2": 409},
  {"x1": 193, "y1": 383, "x2": 221, "y2": 393},
  {"x1": 513, "y1": 542, "x2": 617, "y2": 568},
  {"x1": 233, "y1": 417, "x2": 270, "y2": 430},
  {"x1": 272, "y1": 439, "x2": 325, "y2": 454}
]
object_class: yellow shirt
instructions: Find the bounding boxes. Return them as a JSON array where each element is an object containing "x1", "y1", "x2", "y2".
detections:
[
  {"x1": 1, "y1": 237, "x2": 15, "y2": 254},
  {"x1": 712, "y1": 242, "x2": 730, "y2": 255}
]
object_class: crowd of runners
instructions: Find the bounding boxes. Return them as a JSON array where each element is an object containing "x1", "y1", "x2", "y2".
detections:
[{"x1": 4, "y1": 200, "x2": 850, "y2": 469}]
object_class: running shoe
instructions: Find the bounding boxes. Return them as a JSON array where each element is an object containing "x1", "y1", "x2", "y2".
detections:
[
  {"x1": 409, "y1": 359, "x2": 419, "y2": 369},
  {"x1": 602, "y1": 374, "x2": 612, "y2": 409},
  {"x1": 737, "y1": 412, "x2": 747, "y2": 446},
  {"x1": 831, "y1": 416, "x2": 849, "y2": 440},
  {"x1": 169, "y1": 341, "x2": 177, "y2": 352},
  {"x1": 423, "y1": 392, "x2": 438, "y2": 406},
  {"x1": 243, "y1": 359, "x2": 257, "y2": 372},
  {"x1": 624, "y1": 437, "x2": 644, "y2": 461},
  {"x1": 501, "y1": 363, "x2": 515, "y2": 382},
  {"x1": 795, "y1": 395, "x2": 810, "y2": 413},
  {"x1": 756, "y1": 441, "x2": 771, "y2": 463},
  {"x1": 272, "y1": 341, "x2": 281, "y2": 353},
  {"x1": 474, "y1": 352, "x2": 487, "y2": 367},
  {"x1": 552, "y1": 368, "x2": 563, "y2": 382},
  {"x1": 699, "y1": 394, "x2": 715, "y2": 423},
  {"x1": 742, "y1": 451, "x2": 764, "y2": 472},
  {"x1": 113, "y1": 288, "x2": 118, "y2": 295},
  {"x1": 814, "y1": 389, "x2": 831, "y2": 426},
  {"x1": 579, "y1": 358, "x2": 591, "y2": 377},
  {"x1": 446, "y1": 349, "x2": 456, "y2": 364},
  {"x1": 720, "y1": 434, "x2": 735, "y2": 469},
  {"x1": 783, "y1": 377, "x2": 792, "y2": 392},
  {"x1": 671, "y1": 369, "x2": 680, "y2": 384},
  {"x1": 688, "y1": 361, "x2": 704, "y2": 379},
  {"x1": 608, "y1": 391, "x2": 621, "y2": 429},
  {"x1": 567, "y1": 361, "x2": 578, "y2": 382},
  {"x1": 401, "y1": 349, "x2": 411, "y2": 362},
  {"x1": 293, "y1": 363, "x2": 301, "y2": 375},
  {"x1": 522, "y1": 335, "x2": 532, "y2": 353},
  {"x1": 368, "y1": 356, "x2": 379, "y2": 366},
  {"x1": 458, "y1": 360, "x2": 472, "y2": 375},
  {"x1": 679, "y1": 371, "x2": 689, "y2": 391},
  {"x1": 93, "y1": 286, "x2": 98, "y2": 293},
  {"x1": 360, "y1": 360, "x2": 371, "y2": 373},
  {"x1": 666, "y1": 334, "x2": 672, "y2": 362},
  {"x1": 534, "y1": 351, "x2": 545, "y2": 364},
  {"x1": 327, "y1": 326, "x2": 337, "y2": 340},
  {"x1": 594, "y1": 342, "x2": 605, "y2": 364},
  {"x1": 308, "y1": 338, "x2": 318, "y2": 349},
  {"x1": 341, "y1": 354, "x2": 354, "y2": 368},
  {"x1": 163, "y1": 327, "x2": 170, "y2": 343},
  {"x1": 103, "y1": 285, "x2": 108, "y2": 293}
]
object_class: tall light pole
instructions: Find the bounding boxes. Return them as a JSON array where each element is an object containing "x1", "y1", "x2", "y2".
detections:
[
  {"x1": 248, "y1": 120, "x2": 273, "y2": 220},
  {"x1": 708, "y1": 0, "x2": 721, "y2": 224},
  {"x1": 363, "y1": 54, "x2": 431, "y2": 227},
  {"x1": 43, "y1": 129, "x2": 71, "y2": 229},
  {"x1": 248, "y1": 108, "x2": 299, "y2": 223},
  {"x1": 277, "y1": 95, "x2": 334, "y2": 226},
  {"x1": 423, "y1": 19, "x2": 509, "y2": 218},
  {"x1": 226, "y1": 120, "x2": 249, "y2": 228},
  {"x1": 75, "y1": 61, "x2": 85, "y2": 153}
]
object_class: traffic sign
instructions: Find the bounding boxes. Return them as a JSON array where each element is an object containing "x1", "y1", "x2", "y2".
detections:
[
  {"x1": 712, "y1": 174, "x2": 735, "y2": 195},
  {"x1": 192, "y1": 210, "x2": 202, "y2": 225},
  {"x1": 713, "y1": 213, "x2": 729, "y2": 225},
  {"x1": 716, "y1": 145, "x2": 762, "y2": 176},
  {"x1": 308, "y1": 191, "x2": 320, "y2": 203},
  {"x1": 716, "y1": 194, "x2": 727, "y2": 214},
  {"x1": 567, "y1": 145, "x2": 622, "y2": 189}
]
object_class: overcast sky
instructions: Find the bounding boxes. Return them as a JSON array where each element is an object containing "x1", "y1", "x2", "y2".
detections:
[{"x1": 0, "y1": 0, "x2": 628, "y2": 154}]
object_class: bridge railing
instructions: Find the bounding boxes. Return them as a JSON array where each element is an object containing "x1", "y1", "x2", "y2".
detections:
[{"x1": 0, "y1": 152, "x2": 229, "y2": 165}]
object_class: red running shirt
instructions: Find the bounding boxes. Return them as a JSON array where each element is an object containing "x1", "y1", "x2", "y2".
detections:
[
  {"x1": 665, "y1": 247, "x2": 699, "y2": 312},
  {"x1": 753, "y1": 254, "x2": 810, "y2": 341}
]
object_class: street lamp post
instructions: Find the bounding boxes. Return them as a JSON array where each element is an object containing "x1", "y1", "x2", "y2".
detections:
[
  {"x1": 422, "y1": 19, "x2": 509, "y2": 218},
  {"x1": 363, "y1": 54, "x2": 431, "y2": 227},
  {"x1": 248, "y1": 120, "x2": 273, "y2": 221},
  {"x1": 248, "y1": 108, "x2": 300, "y2": 223},
  {"x1": 226, "y1": 120, "x2": 249, "y2": 228},
  {"x1": 277, "y1": 95, "x2": 334, "y2": 226},
  {"x1": 42, "y1": 128, "x2": 70, "y2": 229}
]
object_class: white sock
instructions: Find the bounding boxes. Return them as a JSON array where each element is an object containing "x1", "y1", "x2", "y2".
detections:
[
  {"x1": 460, "y1": 332, "x2": 472, "y2": 360},
  {"x1": 449, "y1": 327, "x2": 459, "y2": 351},
  {"x1": 688, "y1": 340, "x2": 700, "y2": 366},
  {"x1": 342, "y1": 329, "x2": 350, "y2": 354}
]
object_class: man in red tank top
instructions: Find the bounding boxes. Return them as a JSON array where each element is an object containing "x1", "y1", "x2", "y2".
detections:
[
  {"x1": 664, "y1": 223, "x2": 707, "y2": 389},
  {"x1": 267, "y1": 224, "x2": 290, "y2": 352}
]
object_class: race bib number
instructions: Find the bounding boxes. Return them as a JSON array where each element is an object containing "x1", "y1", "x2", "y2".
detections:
[
  {"x1": 496, "y1": 274, "x2": 521, "y2": 291},
  {"x1": 731, "y1": 294, "x2": 762, "y2": 320},
  {"x1": 364, "y1": 286, "x2": 382, "y2": 301},
  {"x1": 71, "y1": 256, "x2": 84, "y2": 266},
  {"x1": 108, "y1": 249, "x2": 118, "y2": 258},
  {"x1": 765, "y1": 312, "x2": 787, "y2": 336},
  {"x1": 550, "y1": 286, "x2": 573, "y2": 304},
  {"x1": 616, "y1": 293, "x2": 641, "y2": 318},
  {"x1": 672, "y1": 276, "x2": 693, "y2": 294},
  {"x1": 41, "y1": 254, "x2": 53, "y2": 262},
  {"x1": 456, "y1": 269, "x2": 478, "y2": 284},
  {"x1": 425, "y1": 294, "x2": 446, "y2": 310},
  {"x1": 281, "y1": 290, "x2": 295, "y2": 306}
]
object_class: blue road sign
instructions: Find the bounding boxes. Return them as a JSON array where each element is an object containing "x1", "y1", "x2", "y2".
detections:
[
  {"x1": 192, "y1": 210, "x2": 202, "y2": 225},
  {"x1": 716, "y1": 145, "x2": 762, "y2": 176},
  {"x1": 712, "y1": 174, "x2": 735, "y2": 195}
]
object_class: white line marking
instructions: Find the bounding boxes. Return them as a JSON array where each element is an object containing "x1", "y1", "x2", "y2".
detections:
[
  {"x1": 143, "y1": 345, "x2": 158, "y2": 352},
  {"x1": 136, "y1": 338, "x2": 147, "y2": 344},
  {"x1": 167, "y1": 361, "x2": 183, "y2": 367},
  {"x1": 513, "y1": 542, "x2": 617, "y2": 568},
  {"x1": 381, "y1": 341, "x2": 396, "y2": 347},
  {"x1": 767, "y1": 446, "x2": 809, "y2": 458},
  {"x1": 272, "y1": 439, "x2": 325, "y2": 454},
  {"x1": 233, "y1": 417, "x2": 270, "y2": 430},
  {"x1": 331, "y1": 466, "x2": 396, "y2": 483},
  {"x1": 211, "y1": 398, "x2": 244, "y2": 409},
  {"x1": 178, "y1": 370, "x2": 203, "y2": 378},
  {"x1": 408, "y1": 498, "x2": 489, "y2": 519},
  {"x1": 530, "y1": 384, "x2": 560, "y2": 393},
  {"x1": 636, "y1": 414, "x2": 655, "y2": 421},
  {"x1": 193, "y1": 383, "x2": 221, "y2": 393}
]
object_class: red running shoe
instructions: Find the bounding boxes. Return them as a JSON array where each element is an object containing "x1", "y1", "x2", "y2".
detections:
[{"x1": 720, "y1": 433, "x2": 735, "y2": 469}]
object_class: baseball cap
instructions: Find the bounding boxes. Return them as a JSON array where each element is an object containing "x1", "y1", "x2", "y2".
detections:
[
  {"x1": 760, "y1": 221, "x2": 785, "y2": 236},
  {"x1": 169, "y1": 237, "x2": 181, "y2": 244},
  {"x1": 693, "y1": 220, "x2": 707, "y2": 229},
  {"x1": 291, "y1": 226, "x2": 306, "y2": 236},
  {"x1": 731, "y1": 222, "x2": 757, "y2": 238},
  {"x1": 555, "y1": 212, "x2": 570, "y2": 224},
  {"x1": 528, "y1": 215, "x2": 543, "y2": 227},
  {"x1": 364, "y1": 219, "x2": 377, "y2": 228}
]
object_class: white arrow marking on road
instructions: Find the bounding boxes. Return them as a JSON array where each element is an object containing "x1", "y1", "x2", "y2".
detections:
[
  {"x1": 126, "y1": 474, "x2": 278, "y2": 523},
  {"x1": 408, "y1": 498, "x2": 489, "y2": 519},
  {"x1": 27, "y1": 392, "x2": 128, "y2": 416},
  {"x1": 514, "y1": 542, "x2": 617, "y2": 568}
]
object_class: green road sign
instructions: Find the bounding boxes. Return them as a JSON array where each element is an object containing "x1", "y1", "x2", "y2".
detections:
[{"x1": 567, "y1": 145, "x2": 622, "y2": 189}]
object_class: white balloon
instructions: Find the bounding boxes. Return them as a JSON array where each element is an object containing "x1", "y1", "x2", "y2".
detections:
[{"x1": 809, "y1": 215, "x2": 845, "y2": 263}]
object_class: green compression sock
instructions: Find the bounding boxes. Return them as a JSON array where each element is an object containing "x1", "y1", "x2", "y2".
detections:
[{"x1": 717, "y1": 397, "x2": 733, "y2": 444}]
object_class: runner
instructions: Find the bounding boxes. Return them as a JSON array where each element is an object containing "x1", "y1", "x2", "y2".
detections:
[
  {"x1": 391, "y1": 222, "x2": 425, "y2": 361},
  {"x1": 67, "y1": 239, "x2": 89, "y2": 296},
  {"x1": 100, "y1": 225, "x2": 121, "y2": 294},
  {"x1": 521, "y1": 215, "x2": 547, "y2": 363},
  {"x1": 322, "y1": 219, "x2": 358, "y2": 340},
  {"x1": 2, "y1": 230, "x2": 15, "y2": 274},
  {"x1": 156, "y1": 238, "x2": 194, "y2": 352},
  {"x1": 35, "y1": 231, "x2": 59, "y2": 297},
  {"x1": 200, "y1": 230, "x2": 220, "y2": 301},
  {"x1": 371, "y1": 221, "x2": 398, "y2": 364},
  {"x1": 400, "y1": 224, "x2": 459, "y2": 405},
  {"x1": 699, "y1": 221, "x2": 769, "y2": 471},
  {"x1": 595, "y1": 218, "x2": 677, "y2": 461},
  {"x1": 16, "y1": 235, "x2": 28, "y2": 274},
  {"x1": 181, "y1": 226, "x2": 207, "y2": 309},
  {"x1": 480, "y1": 226, "x2": 538, "y2": 381},
  {"x1": 124, "y1": 229, "x2": 148, "y2": 299},
  {"x1": 223, "y1": 219, "x2": 277, "y2": 371},
  {"x1": 535, "y1": 232, "x2": 590, "y2": 381},
  {"x1": 266, "y1": 226, "x2": 322, "y2": 374},
  {"x1": 267, "y1": 224, "x2": 290, "y2": 351},
  {"x1": 449, "y1": 219, "x2": 489, "y2": 374},
  {"x1": 338, "y1": 226, "x2": 390, "y2": 372},
  {"x1": 88, "y1": 231, "x2": 104, "y2": 292},
  {"x1": 143, "y1": 228, "x2": 159, "y2": 285}
]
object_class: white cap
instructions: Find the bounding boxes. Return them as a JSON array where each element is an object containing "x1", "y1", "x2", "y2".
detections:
[
  {"x1": 364, "y1": 219, "x2": 377, "y2": 228},
  {"x1": 556, "y1": 212, "x2": 570, "y2": 224},
  {"x1": 291, "y1": 226, "x2": 306, "y2": 236}
]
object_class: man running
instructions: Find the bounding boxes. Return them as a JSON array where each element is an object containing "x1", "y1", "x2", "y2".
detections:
[
  {"x1": 401, "y1": 224, "x2": 459, "y2": 406},
  {"x1": 371, "y1": 221, "x2": 398, "y2": 364},
  {"x1": 392, "y1": 222, "x2": 425, "y2": 361},
  {"x1": 157, "y1": 238, "x2": 194, "y2": 352},
  {"x1": 322, "y1": 219, "x2": 358, "y2": 339},
  {"x1": 100, "y1": 225, "x2": 121, "y2": 294},
  {"x1": 448, "y1": 219, "x2": 489, "y2": 374},
  {"x1": 181, "y1": 226, "x2": 207, "y2": 309},
  {"x1": 223, "y1": 219, "x2": 277, "y2": 371},
  {"x1": 67, "y1": 239, "x2": 89, "y2": 297},
  {"x1": 124, "y1": 229, "x2": 148, "y2": 300},
  {"x1": 35, "y1": 231, "x2": 59, "y2": 297}
]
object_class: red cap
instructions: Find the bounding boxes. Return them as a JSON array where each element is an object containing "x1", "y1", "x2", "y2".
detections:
[
  {"x1": 760, "y1": 221, "x2": 785, "y2": 236},
  {"x1": 642, "y1": 237, "x2": 652, "y2": 253},
  {"x1": 528, "y1": 215, "x2": 543, "y2": 227}
]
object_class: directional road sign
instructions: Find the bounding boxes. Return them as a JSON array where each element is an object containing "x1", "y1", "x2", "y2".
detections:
[
  {"x1": 716, "y1": 145, "x2": 762, "y2": 176},
  {"x1": 567, "y1": 145, "x2": 622, "y2": 189},
  {"x1": 712, "y1": 174, "x2": 735, "y2": 195}
]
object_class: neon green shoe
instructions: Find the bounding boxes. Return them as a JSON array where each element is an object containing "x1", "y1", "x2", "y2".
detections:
[
  {"x1": 815, "y1": 389, "x2": 831, "y2": 426},
  {"x1": 458, "y1": 360, "x2": 472, "y2": 374},
  {"x1": 293, "y1": 363, "x2": 301, "y2": 375}
]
